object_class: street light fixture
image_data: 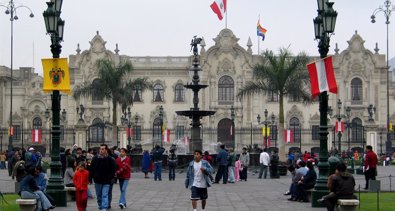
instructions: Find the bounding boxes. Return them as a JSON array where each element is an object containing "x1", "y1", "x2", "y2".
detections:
[
  {"x1": 345, "y1": 106, "x2": 351, "y2": 151},
  {"x1": 311, "y1": 0, "x2": 338, "y2": 207},
  {"x1": 271, "y1": 113, "x2": 276, "y2": 148},
  {"x1": 230, "y1": 105, "x2": 235, "y2": 150},
  {"x1": 336, "y1": 99, "x2": 343, "y2": 155},
  {"x1": 371, "y1": 0, "x2": 395, "y2": 155},
  {"x1": 1, "y1": 0, "x2": 34, "y2": 152},
  {"x1": 257, "y1": 109, "x2": 270, "y2": 149},
  {"x1": 159, "y1": 105, "x2": 164, "y2": 148},
  {"x1": 43, "y1": 0, "x2": 66, "y2": 206}
]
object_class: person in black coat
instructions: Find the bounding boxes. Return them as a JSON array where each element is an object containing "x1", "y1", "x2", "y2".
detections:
[{"x1": 296, "y1": 161, "x2": 317, "y2": 202}]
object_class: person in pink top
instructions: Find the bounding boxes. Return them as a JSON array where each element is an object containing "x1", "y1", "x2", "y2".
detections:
[{"x1": 234, "y1": 155, "x2": 242, "y2": 182}]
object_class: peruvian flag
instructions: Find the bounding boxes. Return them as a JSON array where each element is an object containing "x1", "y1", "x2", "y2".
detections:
[
  {"x1": 335, "y1": 121, "x2": 344, "y2": 132},
  {"x1": 163, "y1": 129, "x2": 170, "y2": 143},
  {"x1": 284, "y1": 129, "x2": 294, "y2": 143},
  {"x1": 210, "y1": 0, "x2": 227, "y2": 20},
  {"x1": 32, "y1": 129, "x2": 42, "y2": 143},
  {"x1": 265, "y1": 137, "x2": 271, "y2": 148},
  {"x1": 126, "y1": 128, "x2": 133, "y2": 138},
  {"x1": 307, "y1": 56, "x2": 338, "y2": 98}
]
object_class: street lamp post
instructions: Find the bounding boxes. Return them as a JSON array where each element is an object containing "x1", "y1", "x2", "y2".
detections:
[
  {"x1": 271, "y1": 113, "x2": 276, "y2": 148},
  {"x1": 371, "y1": 0, "x2": 395, "y2": 155},
  {"x1": 230, "y1": 105, "x2": 235, "y2": 149},
  {"x1": 312, "y1": 0, "x2": 338, "y2": 207},
  {"x1": 257, "y1": 109, "x2": 269, "y2": 149},
  {"x1": 336, "y1": 99, "x2": 342, "y2": 155},
  {"x1": 43, "y1": 0, "x2": 67, "y2": 206},
  {"x1": 121, "y1": 107, "x2": 133, "y2": 147},
  {"x1": 159, "y1": 105, "x2": 164, "y2": 148},
  {"x1": 1, "y1": 0, "x2": 34, "y2": 152},
  {"x1": 380, "y1": 131, "x2": 383, "y2": 155},
  {"x1": 346, "y1": 106, "x2": 351, "y2": 151}
]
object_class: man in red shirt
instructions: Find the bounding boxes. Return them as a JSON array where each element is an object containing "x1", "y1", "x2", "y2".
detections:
[{"x1": 364, "y1": 145, "x2": 378, "y2": 190}]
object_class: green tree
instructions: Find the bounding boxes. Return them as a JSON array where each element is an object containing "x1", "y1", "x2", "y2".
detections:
[
  {"x1": 237, "y1": 47, "x2": 311, "y2": 124},
  {"x1": 73, "y1": 58, "x2": 152, "y2": 145}
]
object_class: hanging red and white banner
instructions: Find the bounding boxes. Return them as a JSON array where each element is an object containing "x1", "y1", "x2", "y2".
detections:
[
  {"x1": 335, "y1": 121, "x2": 344, "y2": 133},
  {"x1": 163, "y1": 129, "x2": 170, "y2": 143},
  {"x1": 32, "y1": 129, "x2": 42, "y2": 143},
  {"x1": 265, "y1": 137, "x2": 271, "y2": 148},
  {"x1": 284, "y1": 129, "x2": 294, "y2": 143},
  {"x1": 307, "y1": 56, "x2": 338, "y2": 98},
  {"x1": 126, "y1": 128, "x2": 133, "y2": 138}
]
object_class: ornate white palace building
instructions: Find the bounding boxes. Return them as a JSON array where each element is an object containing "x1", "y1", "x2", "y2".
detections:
[{"x1": 0, "y1": 29, "x2": 394, "y2": 157}]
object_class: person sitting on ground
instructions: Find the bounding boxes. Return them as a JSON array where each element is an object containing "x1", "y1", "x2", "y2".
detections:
[
  {"x1": 295, "y1": 161, "x2": 317, "y2": 202},
  {"x1": 318, "y1": 162, "x2": 357, "y2": 211},
  {"x1": 19, "y1": 166, "x2": 55, "y2": 211}
]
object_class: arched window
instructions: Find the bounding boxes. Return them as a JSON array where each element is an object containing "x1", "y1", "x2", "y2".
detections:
[
  {"x1": 351, "y1": 78, "x2": 362, "y2": 104},
  {"x1": 33, "y1": 117, "x2": 42, "y2": 129},
  {"x1": 90, "y1": 118, "x2": 104, "y2": 143},
  {"x1": 152, "y1": 118, "x2": 161, "y2": 146},
  {"x1": 153, "y1": 83, "x2": 164, "y2": 102},
  {"x1": 92, "y1": 79, "x2": 104, "y2": 104},
  {"x1": 351, "y1": 118, "x2": 363, "y2": 144},
  {"x1": 289, "y1": 117, "x2": 301, "y2": 143},
  {"x1": 175, "y1": 84, "x2": 185, "y2": 102},
  {"x1": 217, "y1": 118, "x2": 233, "y2": 148},
  {"x1": 132, "y1": 87, "x2": 142, "y2": 102},
  {"x1": 218, "y1": 75, "x2": 234, "y2": 104}
]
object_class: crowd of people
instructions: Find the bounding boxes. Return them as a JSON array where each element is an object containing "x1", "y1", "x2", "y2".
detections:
[{"x1": 0, "y1": 143, "x2": 383, "y2": 211}]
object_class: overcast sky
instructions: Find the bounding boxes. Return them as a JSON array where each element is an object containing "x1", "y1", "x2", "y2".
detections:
[{"x1": 0, "y1": 0, "x2": 394, "y2": 74}]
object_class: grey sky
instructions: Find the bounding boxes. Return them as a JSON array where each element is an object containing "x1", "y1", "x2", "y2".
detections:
[{"x1": 0, "y1": 0, "x2": 394, "y2": 74}]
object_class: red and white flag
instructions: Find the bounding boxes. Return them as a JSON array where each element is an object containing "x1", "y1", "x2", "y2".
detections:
[
  {"x1": 126, "y1": 128, "x2": 133, "y2": 138},
  {"x1": 307, "y1": 56, "x2": 338, "y2": 98},
  {"x1": 210, "y1": 0, "x2": 227, "y2": 20},
  {"x1": 163, "y1": 129, "x2": 170, "y2": 143},
  {"x1": 335, "y1": 121, "x2": 344, "y2": 133},
  {"x1": 32, "y1": 129, "x2": 42, "y2": 143},
  {"x1": 284, "y1": 129, "x2": 294, "y2": 143}
]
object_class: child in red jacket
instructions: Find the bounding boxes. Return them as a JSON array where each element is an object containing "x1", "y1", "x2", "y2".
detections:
[
  {"x1": 115, "y1": 148, "x2": 131, "y2": 209},
  {"x1": 73, "y1": 161, "x2": 89, "y2": 211}
]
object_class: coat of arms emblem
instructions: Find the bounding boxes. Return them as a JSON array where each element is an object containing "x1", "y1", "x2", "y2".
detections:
[{"x1": 49, "y1": 67, "x2": 65, "y2": 85}]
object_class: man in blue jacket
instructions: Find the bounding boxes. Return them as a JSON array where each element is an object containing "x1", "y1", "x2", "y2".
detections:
[
  {"x1": 185, "y1": 149, "x2": 213, "y2": 211},
  {"x1": 214, "y1": 144, "x2": 228, "y2": 184}
]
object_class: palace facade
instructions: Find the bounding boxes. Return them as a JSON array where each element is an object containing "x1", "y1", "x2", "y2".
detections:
[{"x1": 0, "y1": 29, "x2": 394, "y2": 158}]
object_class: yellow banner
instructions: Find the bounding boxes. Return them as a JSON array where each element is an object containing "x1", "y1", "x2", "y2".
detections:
[
  {"x1": 42, "y1": 58, "x2": 71, "y2": 94},
  {"x1": 261, "y1": 127, "x2": 270, "y2": 137}
]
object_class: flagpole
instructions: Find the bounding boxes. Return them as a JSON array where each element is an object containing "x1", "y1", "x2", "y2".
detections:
[
  {"x1": 257, "y1": 14, "x2": 260, "y2": 54},
  {"x1": 225, "y1": 0, "x2": 228, "y2": 28}
]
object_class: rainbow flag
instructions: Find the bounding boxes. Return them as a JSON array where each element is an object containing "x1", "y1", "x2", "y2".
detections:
[{"x1": 257, "y1": 20, "x2": 267, "y2": 41}]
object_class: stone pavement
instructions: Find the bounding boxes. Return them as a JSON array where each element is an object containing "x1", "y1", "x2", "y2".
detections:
[{"x1": 0, "y1": 165, "x2": 394, "y2": 211}]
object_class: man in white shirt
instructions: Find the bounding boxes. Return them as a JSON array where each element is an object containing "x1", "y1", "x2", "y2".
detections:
[
  {"x1": 258, "y1": 148, "x2": 270, "y2": 179},
  {"x1": 185, "y1": 150, "x2": 213, "y2": 211}
]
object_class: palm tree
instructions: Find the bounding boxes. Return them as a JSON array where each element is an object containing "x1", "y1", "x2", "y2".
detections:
[
  {"x1": 237, "y1": 48, "x2": 310, "y2": 157},
  {"x1": 73, "y1": 58, "x2": 152, "y2": 146}
]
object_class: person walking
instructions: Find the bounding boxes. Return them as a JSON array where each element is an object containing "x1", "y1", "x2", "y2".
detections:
[
  {"x1": 239, "y1": 147, "x2": 249, "y2": 181},
  {"x1": 73, "y1": 161, "x2": 89, "y2": 211},
  {"x1": 258, "y1": 148, "x2": 270, "y2": 179},
  {"x1": 141, "y1": 150, "x2": 151, "y2": 178},
  {"x1": 152, "y1": 145, "x2": 165, "y2": 181},
  {"x1": 202, "y1": 151, "x2": 214, "y2": 182},
  {"x1": 185, "y1": 149, "x2": 213, "y2": 211},
  {"x1": 89, "y1": 144, "x2": 117, "y2": 211},
  {"x1": 115, "y1": 148, "x2": 131, "y2": 209},
  {"x1": 364, "y1": 145, "x2": 378, "y2": 190},
  {"x1": 270, "y1": 149, "x2": 279, "y2": 178},
  {"x1": 214, "y1": 144, "x2": 228, "y2": 184},
  {"x1": 167, "y1": 149, "x2": 177, "y2": 181}
]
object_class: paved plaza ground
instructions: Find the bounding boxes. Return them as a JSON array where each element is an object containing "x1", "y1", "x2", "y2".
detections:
[{"x1": 1, "y1": 165, "x2": 394, "y2": 211}]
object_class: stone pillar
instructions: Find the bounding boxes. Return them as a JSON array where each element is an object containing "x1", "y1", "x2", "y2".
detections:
[
  {"x1": 74, "y1": 120, "x2": 87, "y2": 150},
  {"x1": 365, "y1": 124, "x2": 378, "y2": 153}
]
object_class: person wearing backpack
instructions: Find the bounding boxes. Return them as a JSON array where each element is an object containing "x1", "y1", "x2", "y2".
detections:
[{"x1": 167, "y1": 149, "x2": 177, "y2": 181}]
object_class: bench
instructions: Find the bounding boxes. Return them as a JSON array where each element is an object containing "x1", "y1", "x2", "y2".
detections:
[
  {"x1": 335, "y1": 199, "x2": 359, "y2": 211},
  {"x1": 306, "y1": 188, "x2": 314, "y2": 202},
  {"x1": 65, "y1": 186, "x2": 76, "y2": 201},
  {"x1": 16, "y1": 199, "x2": 37, "y2": 211}
]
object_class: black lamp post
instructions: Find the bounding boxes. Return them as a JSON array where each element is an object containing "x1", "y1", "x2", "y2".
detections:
[
  {"x1": 271, "y1": 113, "x2": 276, "y2": 148},
  {"x1": 230, "y1": 105, "x2": 235, "y2": 149},
  {"x1": 257, "y1": 109, "x2": 269, "y2": 149},
  {"x1": 159, "y1": 105, "x2": 164, "y2": 148},
  {"x1": 345, "y1": 106, "x2": 351, "y2": 151},
  {"x1": 312, "y1": 0, "x2": 338, "y2": 207},
  {"x1": 336, "y1": 99, "x2": 342, "y2": 155},
  {"x1": 134, "y1": 115, "x2": 139, "y2": 141},
  {"x1": 380, "y1": 131, "x2": 383, "y2": 155},
  {"x1": 371, "y1": 0, "x2": 394, "y2": 155},
  {"x1": 43, "y1": 0, "x2": 66, "y2": 206},
  {"x1": 1, "y1": 0, "x2": 34, "y2": 152},
  {"x1": 121, "y1": 107, "x2": 133, "y2": 147}
]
